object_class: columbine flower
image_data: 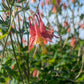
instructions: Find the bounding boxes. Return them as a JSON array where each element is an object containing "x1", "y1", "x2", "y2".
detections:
[
  {"x1": 28, "y1": 16, "x2": 36, "y2": 51},
  {"x1": 31, "y1": 0, "x2": 36, "y2": 3},
  {"x1": 17, "y1": 0, "x2": 19, "y2": 3},
  {"x1": 70, "y1": 38, "x2": 76, "y2": 47},
  {"x1": 52, "y1": 6, "x2": 57, "y2": 13},
  {"x1": 64, "y1": 21, "x2": 69, "y2": 27},
  {"x1": 71, "y1": 0, "x2": 75, "y2": 4},
  {"x1": 56, "y1": 0, "x2": 61, "y2": 7},
  {"x1": 80, "y1": 24, "x2": 84, "y2": 29},
  {"x1": 63, "y1": 3, "x2": 67, "y2": 9},
  {"x1": 28, "y1": 12, "x2": 59, "y2": 51},
  {"x1": 67, "y1": 28, "x2": 70, "y2": 33},
  {"x1": 45, "y1": 0, "x2": 49, "y2": 5},
  {"x1": 11, "y1": 65, "x2": 15, "y2": 70},
  {"x1": 41, "y1": 1, "x2": 44, "y2": 8},
  {"x1": 32, "y1": 69, "x2": 37, "y2": 77},
  {"x1": 33, "y1": 69, "x2": 39, "y2": 79}
]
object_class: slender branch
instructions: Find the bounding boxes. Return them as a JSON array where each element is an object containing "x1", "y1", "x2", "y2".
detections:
[
  {"x1": 2, "y1": 35, "x2": 9, "y2": 56},
  {"x1": 9, "y1": 6, "x2": 24, "y2": 84},
  {"x1": 25, "y1": 12, "x2": 30, "y2": 83},
  {"x1": 75, "y1": 63, "x2": 83, "y2": 79},
  {"x1": 33, "y1": 45, "x2": 39, "y2": 58},
  {"x1": 75, "y1": 47, "x2": 84, "y2": 79},
  {"x1": 10, "y1": 34, "x2": 24, "y2": 84},
  {"x1": 0, "y1": 35, "x2": 9, "y2": 65}
]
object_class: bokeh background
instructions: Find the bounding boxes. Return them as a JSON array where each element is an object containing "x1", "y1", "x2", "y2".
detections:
[{"x1": 0, "y1": 0, "x2": 84, "y2": 84}]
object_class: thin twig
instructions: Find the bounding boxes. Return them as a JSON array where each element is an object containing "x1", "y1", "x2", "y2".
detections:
[
  {"x1": 9, "y1": 7, "x2": 24, "y2": 84},
  {"x1": 33, "y1": 45, "x2": 39, "y2": 58}
]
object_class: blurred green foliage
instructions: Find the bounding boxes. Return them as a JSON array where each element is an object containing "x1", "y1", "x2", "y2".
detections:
[{"x1": 0, "y1": 0, "x2": 84, "y2": 84}]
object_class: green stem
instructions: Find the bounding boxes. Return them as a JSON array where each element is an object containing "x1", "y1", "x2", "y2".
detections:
[{"x1": 9, "y1": 7, "x2": 24, "y2": 84}]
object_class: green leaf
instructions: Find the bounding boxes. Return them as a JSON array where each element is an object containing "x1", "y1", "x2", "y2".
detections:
[
  {"x1": 78, "y1": 75, "x2": 84, "y2": 82},
  {"x1": 53, "y1": 0, "x2": 56, "y2": 5},
  {"x1": 1, "y1": 3, "x2": 9, "y2": 10},
  {"x1": 0, "y1": 33, "x2": 8, "y2": 40},
  {"x1": 80, "y1": 14, "x2": 84, "y2": 20},
  {"x1": 0, "y1": 78, "x2": 5, "y2": 83}
]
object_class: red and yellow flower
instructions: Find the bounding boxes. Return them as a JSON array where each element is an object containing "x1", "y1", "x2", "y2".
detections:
[{"x1": 28, "y1": 12, "x2": 59, "y2": 51}]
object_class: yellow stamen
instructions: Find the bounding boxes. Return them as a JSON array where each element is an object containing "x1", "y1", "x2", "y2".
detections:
[
  {"x1": 36, "y1": 36, "x2": 44, "y2": 45},
  {"x1": 41, "y1": 44, "x2": 48, "y2": 54},
  {"x1": 35, "y1": 36, "x2": 48, "y2": 54}
]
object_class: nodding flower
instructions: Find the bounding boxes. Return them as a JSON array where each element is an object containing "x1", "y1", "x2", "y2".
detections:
[
  {"x1": 80, "y1": 24, "x2": 84, "y2": 29},
  {"x1": 64, "y1": 21, "x2": 69, "y2": 27},
  {"x1": 11, "y1": 64, "x2": 15, "y2": 70},
  {"x1": 41, "y1": 1, "x2": 44, "y2": 8},
  {"x1": 70, "y1": 37, "x2": 76, "y2": 47},
  {"x1": 63, "y1": 3, "x2": 67, "y2": 9},
  {"x1": 71, "y1": 0, "x2": 75, "y2": 4},
  {"x1": 17, "y1": 0, "x2": 19, "y2": 3},
  {"x1": 67, "y1": 28, "x2": 70, "y2": 33},
  {"x1": 45, "y1": 0, "x2": 49, "y2": 5},
  {"x1": 28, "y1": 11, "x2": 59, "y2": 51},
  {"x1": 31, "y1": 0, "x2": 36, "y2": 3},
  {"x1": 32, "y1": 69, "x2": 39, "y2": 79},
  {"x1": 56, "y1": 0, "x2": 61, "y2": 7},
  {"x1": 52, "y1": 6, "x2": 57, "y2": 13}
]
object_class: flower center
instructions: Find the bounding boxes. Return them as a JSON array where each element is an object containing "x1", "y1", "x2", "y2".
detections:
[{"x1": 36, "y1": 36, "x2": 44, "y2": 45}]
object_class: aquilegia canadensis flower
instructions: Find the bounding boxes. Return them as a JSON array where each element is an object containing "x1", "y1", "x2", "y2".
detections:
[{"x1": 28, "y1": 12, "x2": 59, "y2": 51}]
